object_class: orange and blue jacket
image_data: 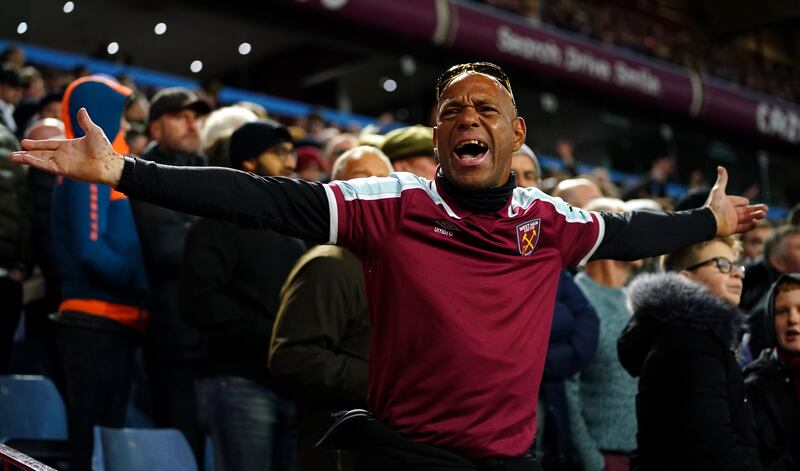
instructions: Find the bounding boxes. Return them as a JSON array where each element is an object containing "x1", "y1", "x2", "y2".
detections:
[{"x1": 52, "y1": 76, "x2": 149, "y2": 332}]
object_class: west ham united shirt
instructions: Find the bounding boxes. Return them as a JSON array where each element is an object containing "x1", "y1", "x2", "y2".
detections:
[
  {"x1": 325, "y1": 173, "x2": 602, "y2": 458},
  {"x1": 119, "y1": 158, "x2": 718, "y2": 459}
]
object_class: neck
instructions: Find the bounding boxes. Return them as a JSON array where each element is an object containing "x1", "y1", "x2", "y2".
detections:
[
  {"x1": 436, "y1": 171, "x2": 516, "y2": 213},
  {"x1": 585, "y1": 260, "x2": 630, "y2": 288}
]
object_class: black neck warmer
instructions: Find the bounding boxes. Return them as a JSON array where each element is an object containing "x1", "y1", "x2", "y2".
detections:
[{"x1": 436, "y1": 170, "x2": 516, "y2": 213}]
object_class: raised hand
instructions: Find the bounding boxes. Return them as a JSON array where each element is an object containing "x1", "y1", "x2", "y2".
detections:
[
  {"x1": 10, "y1": 108, "x2": 125, "y2": 187},
  {"x1": 704, "y1": 166, "x2": 768, "y2": 236}
]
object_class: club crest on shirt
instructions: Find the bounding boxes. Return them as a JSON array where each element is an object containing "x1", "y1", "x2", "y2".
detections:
[{"x1": 516, "y1": 218, "x2": 541, "y2": 256}]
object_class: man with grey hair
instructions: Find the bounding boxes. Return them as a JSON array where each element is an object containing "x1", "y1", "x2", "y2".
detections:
[
  {"x1": 270, "y1": 144, "x2": 391, "y2": 471},
  {"x1": 331, "y1": 145, "x2": 393, "y2": 181},
  {"x1": 510, "y1": 144, "x2": 541, "y2": 188}
]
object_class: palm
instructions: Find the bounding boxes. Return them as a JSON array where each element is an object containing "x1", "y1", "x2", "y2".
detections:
[
  {"x1": 11, "y1": 108, "x2": 121, "y2": 186},
  {"x1": 704, "y1": 167, "x2": 767, "y2": 236}
]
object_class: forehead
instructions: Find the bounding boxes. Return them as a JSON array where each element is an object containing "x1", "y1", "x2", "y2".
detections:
[
  {"x1": 694, "y1": 240, "x2": 735, "y2": 260},
  {"x1": 775, "y1": 287, "x2": 800, "y2": 306},
  {"x1": 438, "y1": 72, "x2": 512, "y2": 104}
]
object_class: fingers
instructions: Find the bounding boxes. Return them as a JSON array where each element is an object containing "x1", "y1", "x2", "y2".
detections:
[
  {"x1": 727, "y1": 195, "x2": 750, "y2": 207},
  {"x1": 77, "y1": 107, "x2": 98, "y2": 135},
  {"x1": 711, "y1": 166, "x2": 728, "y2": 192},
  {"x1": 8, "y1": 152, "x2": 59, "y2": 173},
  {"x1": 21, "y1": 138, "x2": 65, "y2": 151}
]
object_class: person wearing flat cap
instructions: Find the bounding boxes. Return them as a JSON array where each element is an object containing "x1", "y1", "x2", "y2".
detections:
[
  {"x1": 130, "y1": 86, "x2": 212, "y2": 461},
  {"x1": 180, "y1": 120, "x2": 306, "y2": 471},
  {"x1": 381, "y1": 124, "x2": 438, "y2": 180}
]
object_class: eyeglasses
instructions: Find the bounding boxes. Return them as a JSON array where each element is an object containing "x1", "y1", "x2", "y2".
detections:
[
  {"x1": 684, "y1": 257, "x2": 745, "y2": 276},
  {"x1": 435, "y1": 62, "x2": 515, "y2": 105}
]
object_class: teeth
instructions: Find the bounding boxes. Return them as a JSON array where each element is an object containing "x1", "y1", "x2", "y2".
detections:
[{"x1": 456, "y1": 140, "x2": 487, "y2": 151}]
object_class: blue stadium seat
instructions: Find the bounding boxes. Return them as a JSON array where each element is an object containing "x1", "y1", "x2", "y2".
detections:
[
  {"x1": 92, "y1": 427, "x2": 198, "y2": 471},
  {"x1": 0, "y1": 375, "x2": 67, "y2": 441}
]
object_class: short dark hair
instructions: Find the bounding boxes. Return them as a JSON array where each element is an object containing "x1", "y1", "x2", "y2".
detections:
[
  {"x1": 765, "y1": 224, "x2": 800, "y2": 261},
  {"x1": 435, "y1": 62, "x2": 515, "y2": 106}
]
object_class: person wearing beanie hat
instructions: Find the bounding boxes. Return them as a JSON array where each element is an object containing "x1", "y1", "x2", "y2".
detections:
[
  {"x1": 744, "y1": 274, "x2": 800, "y2": 470},
  {"x1": 229, "y1": 120, "x2": 295, "y2": 176},
  {"x1": 181, "y1": 117, "x2": 305, "y2": 470},
  {"x1": 381, "y1": 125, "x2": 438, "y2": 180},
  {"x1": 295, "y1": 145, "x2": 325, "y2": 182}
]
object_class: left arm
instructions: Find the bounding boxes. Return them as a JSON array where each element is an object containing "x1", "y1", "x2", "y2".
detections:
[{"x1": 592, "y1": 166, "x2": 766, "y2": 262}]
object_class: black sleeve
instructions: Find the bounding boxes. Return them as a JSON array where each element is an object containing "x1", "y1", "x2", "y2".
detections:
[
  {"x1": 592, "y1": 208, "x2": 716, "y2": 261},
  {"x1": 117, "y1": 156, "x2": 330, "y2": 243}
]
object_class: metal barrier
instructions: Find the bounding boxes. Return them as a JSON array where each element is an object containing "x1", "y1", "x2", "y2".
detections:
[{"x1": 0, "y1": 444, "x2": 56, "y2": 471}]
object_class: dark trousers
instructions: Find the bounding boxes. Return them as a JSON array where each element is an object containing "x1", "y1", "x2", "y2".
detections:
[
  {"x1": 144, "y1": 350, "x2": 203, "y2": 463},
  {"x1": 56, "y1": 324, "x2": 135, "y2": 471},
  {"x1": 0, "y1": 277, "x2": 22, "y2": 373},
  {"x1": 347, "y1": 416, "x2": 543, "y2": 471}
]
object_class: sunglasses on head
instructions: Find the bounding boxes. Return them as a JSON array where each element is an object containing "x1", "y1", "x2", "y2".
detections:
[{"x1": 435, "y1": 62, "x2": 515, "y2": 105}]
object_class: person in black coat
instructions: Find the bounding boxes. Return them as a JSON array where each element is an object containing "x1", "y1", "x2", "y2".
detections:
[
  {"x1": 744, "y1": 273, "x2": 800, "y2": 471},
  {"x1": 618, "y1": 236, "x2": 764, "y2": 471}
]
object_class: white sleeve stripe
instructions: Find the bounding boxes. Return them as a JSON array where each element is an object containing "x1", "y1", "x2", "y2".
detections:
[
  {"x1": 578, "y1": 211, "x2": 605, "y2": 267},
  {"x1": 323, "y1": 185, "x2": 338, "y2": 245}
]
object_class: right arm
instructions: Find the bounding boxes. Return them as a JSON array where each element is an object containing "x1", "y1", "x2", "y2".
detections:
[{"x1": 119, "y1": 157, "x2": 331, "y2": 243}]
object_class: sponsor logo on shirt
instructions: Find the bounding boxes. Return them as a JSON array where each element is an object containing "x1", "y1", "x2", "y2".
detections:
[{"x1": 516, "y1": 218, "x2": 541, "y2": 256}]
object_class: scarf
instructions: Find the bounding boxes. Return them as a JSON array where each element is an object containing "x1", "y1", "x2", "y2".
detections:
[
  {"x1": 776, "y1": 348, "x2": 800, "y2": 402},
  {"x1": 436, "y1": 170, "x2": 516, "y2": 213}
]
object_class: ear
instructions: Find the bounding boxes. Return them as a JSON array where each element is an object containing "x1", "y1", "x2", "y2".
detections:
[
  {"x1": 770, "y1": 255, "x2": 786, "y2": 273},
  {"x1": 148, "y1": 120, "x2": 161, "y2": 141},
  {"x1": 512, "y1": 117, "x2": 526, "y2": 152},
  {"x1": 242, "y1": 159, "x2": 256, "y2": 173},
  {"x1": 679, "y1": 269, "x2": 695, "y2": 281},
  {"x1": 432, "y1": 125, "x2": 439, "y2": 159},
  {"x1": 392, "y1": 160, "x2": 407, "y2": 172}
]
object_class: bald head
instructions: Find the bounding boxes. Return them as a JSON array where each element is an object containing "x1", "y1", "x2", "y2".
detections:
[
  {"x1": 553, "y1": 178, "x2": 602, "y2": 208},
  {"x1": 332, "y1": 146, "x2": 393, "y2": 180},
  {"x1": 25, "y1": 118, "x2": 65, "y2": 140}
]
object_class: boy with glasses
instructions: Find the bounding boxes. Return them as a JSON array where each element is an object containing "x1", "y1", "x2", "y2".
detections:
[{"x1": 618, "y1": 237, "x2": 765, "y2": 471}]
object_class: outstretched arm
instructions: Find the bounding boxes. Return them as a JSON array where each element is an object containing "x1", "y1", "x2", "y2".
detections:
[
  {"x1": 592, "y1": 167, "x2": 767, "y2": 261},
  {"x1": 11, "y1": 108, "x2": 331, "y2": 243}
]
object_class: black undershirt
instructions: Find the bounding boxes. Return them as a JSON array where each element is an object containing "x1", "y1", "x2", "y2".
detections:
[{"x1": 117, "y1": 157, "x2": 717, "y2": 263}]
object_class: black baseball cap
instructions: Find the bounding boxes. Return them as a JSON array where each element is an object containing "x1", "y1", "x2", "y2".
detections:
[
  {"x1": 148, "y1": 87, "x2": 212, "y2": 123},
  {"x1": 230, "y1": 120, "x2": 293, "y2": 169},
  {"x1": 0, "y1": 64, "x2": 24, "y2": 87}
]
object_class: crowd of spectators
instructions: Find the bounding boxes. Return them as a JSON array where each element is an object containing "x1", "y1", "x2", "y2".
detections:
[
  {"x1": 1, "y1": 42, "x2": 800, "y2": 471},
  {"x1": 477, "y1": 0, "x2": 800, "y2": 102}
]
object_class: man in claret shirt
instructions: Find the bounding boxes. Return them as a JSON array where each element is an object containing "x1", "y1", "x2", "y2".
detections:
[{"x1": 12, "y1": 62, "x2": 766, "y2": 471}]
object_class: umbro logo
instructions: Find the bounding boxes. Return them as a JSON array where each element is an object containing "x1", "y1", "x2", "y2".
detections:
[{"x1": 434, "y1": 221, "x2": 460, "y2": 232}]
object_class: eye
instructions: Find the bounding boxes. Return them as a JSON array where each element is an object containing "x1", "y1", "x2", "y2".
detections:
[
  {"x1": 479, "y1": 105, "x2": 498, "y2": 114},
  {"x1": 440, "y1": 108, "x2": 459, "y2": 119}
]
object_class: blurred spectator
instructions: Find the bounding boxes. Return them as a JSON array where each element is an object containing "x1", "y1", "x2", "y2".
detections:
[
  {"x1": 555, "y1": 138, "x2": 578, "y2": 178},
  {"x1": 130, "y1": 87, "x2": 212, "y2": 461},
  {"x1": 13, "y1": 66, "x2": 46, "y2": 134},
  {"x1": 788, "y1": 202, "x2": 800, "y2": 226},
  {"x1": 619, "y1": 236, "x2": 761, "y2": 471},
  {"x1": 270, "y1": 146, "x2": 392, "y2": 471},
  {"x1": 0, "y1": 47, "x2": 25, "y2": 68},
  {"x1": 24, "y1": 119, "x2": 66, "y2": 368},
  {"x1": 323, "y1": 133, "x2": 359, "y2": 172},
  {"x1": 51, "y1": 76, "x2": 149, "y2": 471},
  {"x1": 743, "y1": 225, "x2": 800, "y2": 356},
  {"x1": 200, "y1": 105, "x2": 258, "y2": 167},
  {"x1": 0, "y1": 64, "x2": 24, "y2": 133},
  {"x1": 124, "y1": 91, "x2": 150, "y2": 127},
  {"x1": 511, "y1": 144, "x2": 541, "y2": 188},
  {"x1": 125, "y1": 122, "x2": 149, "y2": 156},
  {"x1": 621, "y1": 155, "x2": 676, "y2": 200},
  {"x1": 0, "y1": 124, "x2": 32, "y2": 373},
  {"x1": 235, "y1": 101, "x2": 269, "y2": 120},
  {"x1": 740, "y1": 220, "x2": 775, "y2": 265},
  {"x1": 295, "y1": 146, "x2": 326, "y2": 182},
  {"x1": 182, "y1": 120, "x2": 306, "y2": 471},
  {"x1": 553, "y1": 177, "x2": 602, "y2": 209},
  {"x1": 381, "y1": 125, "x2": 438, "y2": 180},
  {"x1": 744, "y1": 274, "x2": 800, "y2": 470},
  {"x1": 591, "y1": 168, "x2": 620, "y2": 199},
  {"x1": 37, "y1": 90, "x2": 63, "y2": 121},
  {"x1": 566, "y1": 198, "x2": 638, "y2": 471}
]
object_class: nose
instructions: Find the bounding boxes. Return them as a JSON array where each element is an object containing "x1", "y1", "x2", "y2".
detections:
[{"x1": 457, "y1": 106, "x2": 480, "y2": 129}]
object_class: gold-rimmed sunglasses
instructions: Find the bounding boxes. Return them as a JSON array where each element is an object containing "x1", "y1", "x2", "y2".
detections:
[{"x1": 435, "y1": 62, "x2": 515, "y2": 105}]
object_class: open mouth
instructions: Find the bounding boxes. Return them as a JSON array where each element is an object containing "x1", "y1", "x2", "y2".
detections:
[{"x1": 453, "y1": 139, "x2": 489, "y2": 166}]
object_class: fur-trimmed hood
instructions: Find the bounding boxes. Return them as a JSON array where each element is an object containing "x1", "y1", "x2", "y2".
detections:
[{"x1": 618, "y1": 272, "x2": 745, "y2": 377}]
